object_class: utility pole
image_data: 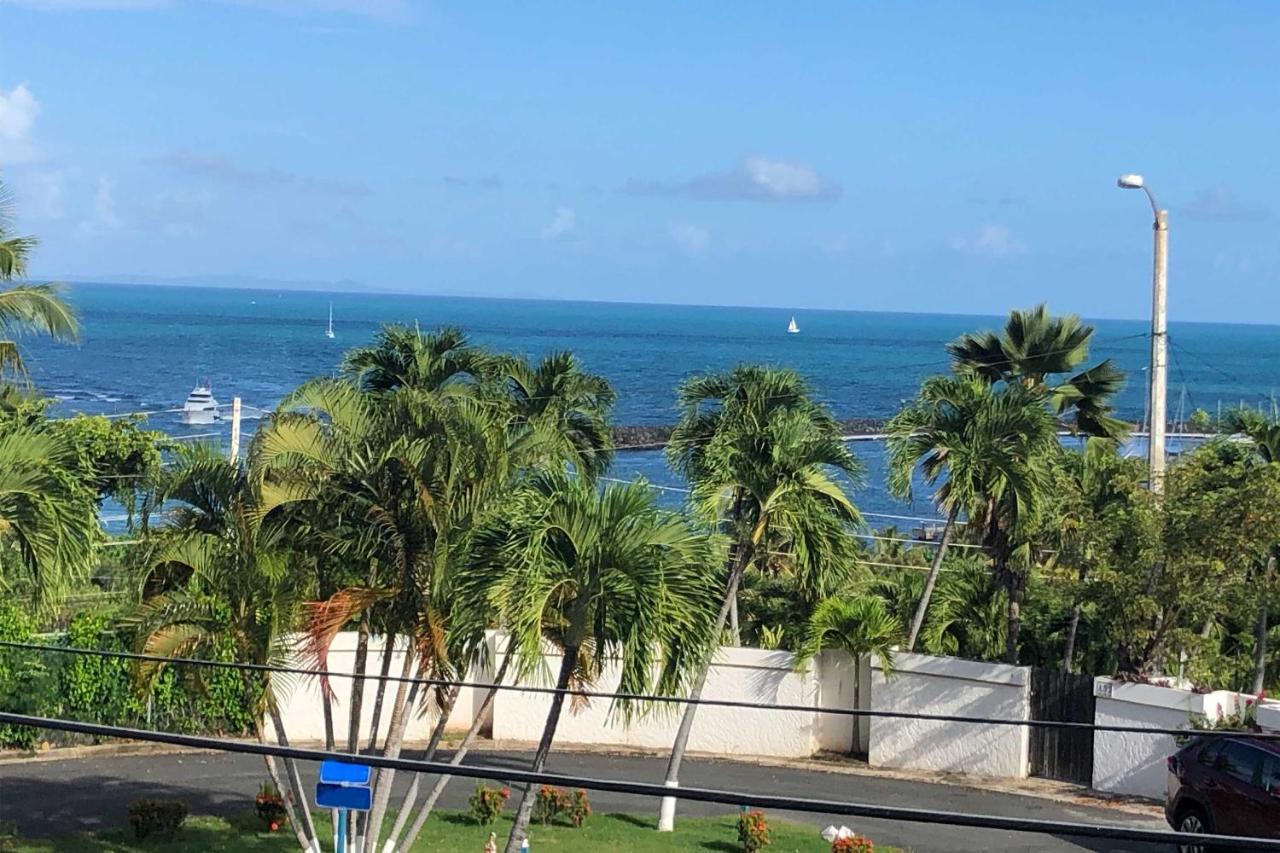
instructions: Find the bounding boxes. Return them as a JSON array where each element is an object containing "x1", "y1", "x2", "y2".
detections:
[{"x1": 1118, "y1": 174, "x2": 1169, "y2": 493}]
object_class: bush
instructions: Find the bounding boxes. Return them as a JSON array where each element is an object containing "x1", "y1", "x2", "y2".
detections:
[
  {"x1": 832, "y1": 835, "x2": 874, "y2": 853},
  {"x1": 126, "y1": 799, "x2": 187, "y2": 841},
  {"x1": 737, "y1": 809, "x2": 771, "y2": 852},
  {"x1": 0, "y1": 604, "x2": 49, "y2": 750},
  {"x1": 468, "y1": 782, "x2": 510, "y2": 825},
  {"x1": 255, "y1": 781, "x2": 288, "y2": 832},
  {"x1": 530, "y1": 786, "x2": 591, "y2": 828}
]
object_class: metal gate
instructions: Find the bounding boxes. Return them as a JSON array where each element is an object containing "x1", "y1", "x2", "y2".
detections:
[{"x1": 1028, "y1": 668, "x2": 1095, "y2": 786}]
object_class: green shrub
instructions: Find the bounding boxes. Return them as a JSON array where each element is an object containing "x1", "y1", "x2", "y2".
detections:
[
  {"x1": 126, "y1": 799, "x2": 187, "y2": 840},
  {"x1": 468, "y1": 782, "x2": 510, "y2": 825},
  {"x1": 0, "y1": 604, "x2": 50, "y2": 750},
  {"x1": 737, "y1": 810, "x2": 771, "y2": 852}
]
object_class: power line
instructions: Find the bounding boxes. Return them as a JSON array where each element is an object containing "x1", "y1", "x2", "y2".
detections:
[
  {"x1": 1, "y1": 640, "x2": 1272, "y2": 740},
  {"x1": 0, "y1": 711, "x2": 1266, "y2": 850}
]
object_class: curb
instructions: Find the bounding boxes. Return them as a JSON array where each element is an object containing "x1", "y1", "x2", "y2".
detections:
[{"x1": 0, "y1": 738, "x2": 1162, "y2": 821}]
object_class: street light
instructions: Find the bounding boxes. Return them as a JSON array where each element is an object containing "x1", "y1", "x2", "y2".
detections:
[{"x1": 1118, "y1": 173, "x2": 1169, "y2": 493}]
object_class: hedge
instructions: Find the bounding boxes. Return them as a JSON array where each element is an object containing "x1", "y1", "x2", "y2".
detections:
[{"x1": 0, "y1": 603, "x2": 257, "y2": 749}]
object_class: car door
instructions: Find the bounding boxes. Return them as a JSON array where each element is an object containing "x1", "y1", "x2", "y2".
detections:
[
  {"x1": 1250, "y1": 753, "x2": 1280, "y2": 839},
  {"x1": 1204, "y1": 739, "x2": 1264, "y2": 835}
]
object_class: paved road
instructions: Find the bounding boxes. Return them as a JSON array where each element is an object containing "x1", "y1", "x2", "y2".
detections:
[{"x1": 0, "y1": 749, "x2": 1168, "y2": 852}]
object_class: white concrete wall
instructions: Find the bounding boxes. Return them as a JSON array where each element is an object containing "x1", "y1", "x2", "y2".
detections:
[
  {"x1": 268, "y1": 633, "x2": 492, "y2": 744},
  {"x1": 812, "y1": 650, "x2": 863, "y2": 754},
  {"x1": 1093, "y1": 680, "x2": 1278, "y2": 798},
  {"x1": 491, "y1": 641, "x2": 823, "y2": 758},
  {"x1": 868, "y1": 652, "x2": 1031, "y2": 778}
]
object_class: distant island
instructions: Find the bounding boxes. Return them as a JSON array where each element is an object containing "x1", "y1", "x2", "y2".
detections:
[{"x1": 62, "y1": 274, "x2": 373, "y2": 294}]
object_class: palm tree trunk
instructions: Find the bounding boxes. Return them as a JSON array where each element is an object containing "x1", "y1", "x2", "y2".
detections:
[
  {"x1": 258, "y1": 724, "x2": 311, "y2": 852},
  {"x1": 1254, "y1": 553, "x2": 1275, "y2": 694},
  {"x1": 503, "y1": 646, "x2": 579, "y2": 853},
  {"x1": 657, "y1": 548, "x2": 748, "y2": 832},
  {"x1": 361, "y1": 647, "x2": 419, "y2": 853},
  {"x1": 395, "y1": 653, "x2": 513, "y2": 853},
  {"x1": 906, "y1": 506, "x2": 957, "y2": 651},
  {"x1": 348, "y1": 616, "x2": 371, "y2": 752},
  {"x1": 269, "y1": 703, "x2": 320, "y2": 852},
  {"x1": 380, "y1": 682, "x2": 462, "y2": 853},
  {"x1": 729, "y1": 596, "x2": 740, "y2": 646},
  {"x1": 1061, "y1": 600, "x2": 1083, "y2": 673},
  {"x1": 1004, "y1": 567, "x2": 1025, "y2": 665},
  {"x1": 366, "y1": 634, "x2": 397, "y2": 751}
]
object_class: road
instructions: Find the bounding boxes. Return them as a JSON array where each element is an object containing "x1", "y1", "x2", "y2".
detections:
[{"x1": 0, "y1": 749, "x2": 1168, "y2": 852}]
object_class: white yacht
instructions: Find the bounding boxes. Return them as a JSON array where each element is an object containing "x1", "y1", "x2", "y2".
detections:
[
  {"x1": 326, "y1": 302, "x2": 335, "y2": 339},
  {"x1": 787, "y1": 315, "x2": 800, "y2": 334},
  {"x1": 182, "y1": 383, "x2": 220, "y2": 425}
]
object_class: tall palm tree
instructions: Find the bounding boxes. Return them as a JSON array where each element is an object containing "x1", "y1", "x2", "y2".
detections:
[
  {"x1": 0, "y1": 422, "x2": 98, "y2": 614},
  {"x1": 459, "y1": 472, "x2": 719, "y2": 853},
  {"x1": 128, "y1": 447, "x2": 319, "y2": 852},
  {"x1": 342, "y1": 324, "x2": 491, "y2": 395},
  {"x1": 890, "y1": 376, "x2": 1058, "y2": 663},
  {"x1": 657, "y1": 365, "x2": 863, "y2": 831},
  {"x1": 0, "y1": 180, "x2": 79, "y2": 384},
  {"x1": 948, "y1": 303, "x2": 1127, "y2": 439}
]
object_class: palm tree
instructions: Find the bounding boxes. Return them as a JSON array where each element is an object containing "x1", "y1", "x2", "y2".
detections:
[
  {"x1": 0, "y1": 422, "x2": 98, "y2": 614},
  {"x1": 948, "y1": 303, "x2": 1127, "y2": 439},
  {"x1": 793, "y1": 596, "x2": 901, "y2": 755},
  {"x1": 459, "y1": 472, "x2": 718, "y2": 853},
  {"x1": 657, "y1": 365, "x2": 863, "y2": 831},
  {"x1": 891, "y1": 376, "x2": 1058, "y2": 663},
  {"x1": 342, "y1": 324, "x2": 492, "y2": 395},
  {"x1": 502, "y1": 350, "x2": 616, "y2": 481},
  {"x1": 128, "y1": 446, "x2": 319, "y2": 852},
  {"x1": 0, "y1": 180, "x2": 79, "y2": 384}
]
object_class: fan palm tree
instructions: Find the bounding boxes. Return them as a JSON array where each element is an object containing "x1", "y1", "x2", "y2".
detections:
[
  {"x1": 0, "y1": 180, "x2": 79, "y2": 384},
  {"x1": 948, "y1": 303, "x2": 1127, "y2": 439},
  {"x1": 793, "y1": 595, "x2": 902, "y2": 754},
  {"x1": 657, "y1": 365, "x2": 864, "y2": 831},
  {"x1": 0, "y1": 422, "x2": 98, "y2": 614},
  {"x1": 128, "y1": 448, "x2": 319, "y2": 852},
  {"x1": 459, "y1": 472, "x2": 719, "y2": 853}
]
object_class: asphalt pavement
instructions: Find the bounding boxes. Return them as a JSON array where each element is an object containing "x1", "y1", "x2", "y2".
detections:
[{"x1": 0, "y1": 748, "x2": 1169, "y2": 852}]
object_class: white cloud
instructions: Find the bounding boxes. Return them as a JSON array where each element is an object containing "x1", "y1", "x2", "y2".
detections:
[
  {"x1": 949, "y1": 224, "x2": 1025, "y2": 258},
  {"x1": 626, "y1": 157, "x2": 841, "y2": 203},
  {"x1": 669, "y1": 222, "x2": 710, "y2": 254},
  {"x1": 0, "y1": 83, "x2": 39, "y2": 163},
  {"x1": 78, "y1": 176, "x2": 123, "y2": 235},
  {"x1": 540, "y1": 207, "x2": 575, "y2": 240}
]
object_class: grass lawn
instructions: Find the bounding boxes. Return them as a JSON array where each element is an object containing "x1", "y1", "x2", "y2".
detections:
[{"x1": 5, "y1": 810, "x2": 874, "y2": 852}]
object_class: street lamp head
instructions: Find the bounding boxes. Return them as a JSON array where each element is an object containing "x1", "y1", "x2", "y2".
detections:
[{"x1": 1117, "y1": 173, "x2": 1145, "y2": 189}]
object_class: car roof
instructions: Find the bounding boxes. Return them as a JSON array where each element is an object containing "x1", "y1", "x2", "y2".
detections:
[{"x1": 1191, "y1": 734, "x2": 1280, "y2": 755}]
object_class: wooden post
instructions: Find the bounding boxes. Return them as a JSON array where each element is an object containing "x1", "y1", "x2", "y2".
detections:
[{"x1": 229, "y1": 396, "x2": 242, "y2": 463}]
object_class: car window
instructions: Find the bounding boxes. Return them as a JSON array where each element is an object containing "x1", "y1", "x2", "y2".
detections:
[
  {"x1": 1214, "y1": 741, "x2": 1262, "y2": 786},
  {"x1": 1199, "y1": 740, "x2": 1225, "y2": 765},
  {"x1": 1262, "y1": 756, "x2": 1280, "y2": 796}
]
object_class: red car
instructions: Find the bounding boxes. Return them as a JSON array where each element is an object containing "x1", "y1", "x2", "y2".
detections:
[{"x1": 1165, "y1": 734, "x2": 1280, "y2": 851}]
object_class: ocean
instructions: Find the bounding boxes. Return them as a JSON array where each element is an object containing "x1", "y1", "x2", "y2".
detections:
[{"x1": 24, "y1": 282, "x2": 1280, "y2": 522}]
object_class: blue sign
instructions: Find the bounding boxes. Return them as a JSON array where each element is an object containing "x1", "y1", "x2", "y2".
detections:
[
  {"x1": 315, "y1": 782, "x2": 372, "y2": 811},
  {"x1": 319, "y1": 760, "x2": 372, "y2": 787}
]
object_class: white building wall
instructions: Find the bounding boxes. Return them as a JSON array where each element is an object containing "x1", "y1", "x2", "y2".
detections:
[
  {"x1": 268, "y1": 632, "x2": 491, "y2": 744},
  {"x1": 1092, "y1": 680, "x2": 1273, "y2": 799},
  {"x1": 868, "y1": 652, "x2": 1031, "y2": 778},
  {"x1": 490, "y1": 643, "x2": 821, "y2": 758}
]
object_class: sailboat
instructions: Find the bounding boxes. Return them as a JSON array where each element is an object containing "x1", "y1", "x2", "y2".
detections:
[
  {"x1": 325, "y1": 302, "x2": 335, "y2": 339},
  {"x1": 787, "y1": 315, "x2": 800, "y2": 334}
]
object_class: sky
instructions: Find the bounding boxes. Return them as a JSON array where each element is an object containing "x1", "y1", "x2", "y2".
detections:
[{"x1": 1, "y1": 2, "x2": 1279, "y2": 322}]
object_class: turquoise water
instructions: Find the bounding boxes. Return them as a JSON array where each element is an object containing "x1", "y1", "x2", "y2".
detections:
[{"x1": 28, "y1": 282, "x2": 1278, "y2": 522}]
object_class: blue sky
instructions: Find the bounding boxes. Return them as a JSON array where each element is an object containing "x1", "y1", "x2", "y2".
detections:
[{"x1": 1, "y1": 2, "x2": 1278, "y2": 322}]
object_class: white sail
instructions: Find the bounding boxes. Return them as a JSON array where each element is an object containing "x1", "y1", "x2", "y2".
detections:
[
  {"x1": 326, "y1": 302, "x2": 335, "y2": 339},
  {"x1": 787, "y1": 316, "x2": 799, "y2": 334}
]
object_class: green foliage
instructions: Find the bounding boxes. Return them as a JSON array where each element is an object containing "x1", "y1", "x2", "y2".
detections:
[
  {"x1": 0, "y1": 602, "x2": 48, "y2": 749},
  {"x1": 1187, "y1": 408, "x2": 1212, "y2": 433},
  {"x1": 736, "y1": 810, "x2": 771, "y2": 852},
  {"x1": 126, "y1": 800, "x2": 187, "y2": 841},
  {"x1": 532, "y1": 786, "x2": 591, "y2": 828}
]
